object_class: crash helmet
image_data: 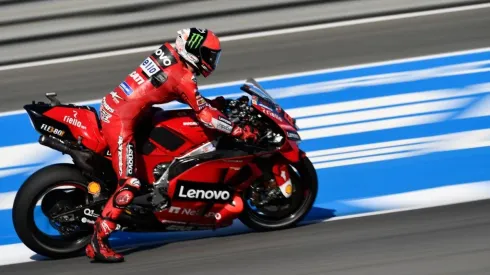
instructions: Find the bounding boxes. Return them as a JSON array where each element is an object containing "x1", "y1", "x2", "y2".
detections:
[{"x1": 175, "y1": 28, "x2": 222, "y2": 77}]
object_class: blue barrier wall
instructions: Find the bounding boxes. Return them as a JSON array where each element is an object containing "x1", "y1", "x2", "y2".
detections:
[{"x1": 1, "y1": 47, "x2": 490, "y2": 263}]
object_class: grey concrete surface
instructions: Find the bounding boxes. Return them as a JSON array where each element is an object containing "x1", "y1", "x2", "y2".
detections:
[
  {"x1": 1, "y1": 6, "x2": 489, "y2": 112},
  {"x1": 1, "y1": 200, "x2": 489, "y2": 274},
  {"x1": 0, "y1": 0, "x2": 486, "y2": 64},
  {"x1": 0, "y1": 6, "x2": 490, "y2": 275}
]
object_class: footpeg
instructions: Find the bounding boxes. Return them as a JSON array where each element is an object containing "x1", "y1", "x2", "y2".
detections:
[{"x1": 151, "y1": 186, "x2": 170, "y2": 211}]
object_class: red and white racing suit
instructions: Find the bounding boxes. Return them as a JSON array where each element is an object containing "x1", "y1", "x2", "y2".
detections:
[{"x1": 86, "y1": 42, "x2": 253, "y2": 262}]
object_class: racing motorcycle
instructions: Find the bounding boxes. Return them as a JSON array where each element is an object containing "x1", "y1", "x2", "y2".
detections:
[{"x1": 12, "y1": 78, "x2": 318, "y2": 259}]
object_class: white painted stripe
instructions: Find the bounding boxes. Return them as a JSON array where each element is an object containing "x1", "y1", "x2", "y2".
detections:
[
  {"x1": 296, "y1": 97, "x2": 469, "y2": 129},
  {"x1": 0, "y1": 4, "x2": 488, "y2": 118},
  {"x1": 456, "y1": 94, "x2": 490, "y2": 119},
  {"x1": 2, "y1": 180, "x2": 490, "y2": 266},
  {"x1": 287, "y1": 89, "x2": 457, "y2": 119},
  {"x1": 310, "y1": 129, "x2": 490, "y2": 168},
  {"x1": 0, "y1": 143, "x2": 59, "y2": 169},
  {"x1": 0, "y1": 191, "x2": 17, "y2": 211},
  {"x1": 0, "y1": 243, "x2": 38, "y2": 266},
  {"x1": 313, "y1": 152, "x2": 419, "y2": 169},
  {"x1": 343, "y1": 181, "x2": 490, "y2": 210},
  {"x1": 0, "y1": 168, "x2": 33, "y2": 180},
  {"x1": 299, "y1": 113, "x2": 450, "y2": 140},
  {"x1": 306, "y1": 135, "x2": 438, "y2": 157},
  {"x1": 0, "y1": 2, "x2": 488, "y2": 74},
  {"x1": 308, "y1": 143, "x2": 428, "y2": 163}
]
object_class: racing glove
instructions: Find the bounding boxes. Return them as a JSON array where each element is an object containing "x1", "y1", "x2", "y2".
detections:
[
  {"x1": 207, "y1": 96, "x2": 227, "y2": 111},
  {"x1": 231, "y1": 125, "x2": 259, "y2": 143}
]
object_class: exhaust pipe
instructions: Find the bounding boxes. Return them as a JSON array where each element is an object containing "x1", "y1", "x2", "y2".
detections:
[{"x1": 39, "y1": 135, "x2": 95, "y2": 173}]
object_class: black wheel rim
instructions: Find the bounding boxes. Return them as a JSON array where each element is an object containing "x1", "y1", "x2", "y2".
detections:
[
  {"x1": 243, "y1": 163, "x2": 314, "y2": 226},
  {"x1": 27, "y1": 181, "x2": 94, "y2": 253}
]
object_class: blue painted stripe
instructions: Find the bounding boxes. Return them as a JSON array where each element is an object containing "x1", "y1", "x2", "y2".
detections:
[{"x1": 1, "y1": 48, "x2": 490, "y2": 249}]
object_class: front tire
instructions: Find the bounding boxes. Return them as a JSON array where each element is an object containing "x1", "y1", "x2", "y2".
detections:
[
  {"x1": 12, "y1": 163, "x2": 94, "y2": 259},
  {"x1": 239, "y1": 156, "x2": 318, "y2": 231}
]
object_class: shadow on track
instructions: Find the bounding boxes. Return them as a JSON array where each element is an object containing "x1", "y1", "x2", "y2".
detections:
[{"x1": 28, "y1": 206, "x2": 336, "y2": 262}]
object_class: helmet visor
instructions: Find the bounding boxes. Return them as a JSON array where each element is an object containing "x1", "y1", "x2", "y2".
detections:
[{"x1": 201, "y1": 47, "x2": 221, "y2": 70}]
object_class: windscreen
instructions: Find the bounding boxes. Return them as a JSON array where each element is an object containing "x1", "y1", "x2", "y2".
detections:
[{"x1": 240, "y1": 78, "x2": 278, "y2": 105}]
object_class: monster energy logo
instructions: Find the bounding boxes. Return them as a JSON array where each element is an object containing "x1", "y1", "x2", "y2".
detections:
[{"x1": 188, "y1": 33, "x2": 204, "y2": 49}]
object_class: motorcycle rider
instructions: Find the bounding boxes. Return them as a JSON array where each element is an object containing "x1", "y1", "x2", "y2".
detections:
[{"x1": 85, "y1": 27, "x2": 259, "y2": 263}]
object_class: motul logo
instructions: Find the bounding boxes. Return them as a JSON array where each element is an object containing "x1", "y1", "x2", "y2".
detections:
[{"x1": 175, "y1": 181, "x2": 233, "y2": 203}]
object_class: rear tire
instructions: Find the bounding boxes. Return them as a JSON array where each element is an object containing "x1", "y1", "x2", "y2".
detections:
[
  {"x1": 238, "y1": 156, "x2": 318, "y2": 231},
  {"x1": 12, "y1": 163, "x2": 93, "y2": 259}
]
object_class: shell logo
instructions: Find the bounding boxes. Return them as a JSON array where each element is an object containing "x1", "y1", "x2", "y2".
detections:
[{"x1": 88, "y1": 182, "x2": 101, "y2": 195}]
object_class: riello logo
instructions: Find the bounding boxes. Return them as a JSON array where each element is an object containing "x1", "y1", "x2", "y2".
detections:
[{"x1": 63, "y1": 116, "x2": 85, "y2": 129}]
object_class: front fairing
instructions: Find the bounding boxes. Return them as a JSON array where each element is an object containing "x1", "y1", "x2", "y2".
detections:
[{"x1": 239, "y1": 78, "x2": 302, "y2": 163}]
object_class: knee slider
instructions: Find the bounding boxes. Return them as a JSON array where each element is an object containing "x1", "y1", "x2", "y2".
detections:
[{"x1": 113, "y1": 187, "x2": 137, "y2": 208}]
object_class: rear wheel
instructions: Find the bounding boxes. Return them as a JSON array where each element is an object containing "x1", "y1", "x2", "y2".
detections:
[
  {"x1": 12, "y1": 164, "x2": 100, "y2": 259},
  {"x1": 238, "y1": 156, "x2": 318, "y2": 231}
]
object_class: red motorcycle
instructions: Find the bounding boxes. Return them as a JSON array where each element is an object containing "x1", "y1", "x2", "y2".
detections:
[{"x1": 12, "y1": 78, "x2": 318, "y2": 259}]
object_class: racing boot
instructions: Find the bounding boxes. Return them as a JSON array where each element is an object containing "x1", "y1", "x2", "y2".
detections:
[
  {"x1": 86, "y1": 177, "x2": 141, "y2": 263},
  {"x1": 85, "y1": 217, "x2": 124, "y2": 263}
]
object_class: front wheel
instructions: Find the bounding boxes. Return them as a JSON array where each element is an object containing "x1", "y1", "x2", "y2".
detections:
[
  {"x1": 12, "y1": 163, "x2": 101, "y2": 259},
  {"x1": 238, "y1": 156, "x2": 318, "y2": 231}
]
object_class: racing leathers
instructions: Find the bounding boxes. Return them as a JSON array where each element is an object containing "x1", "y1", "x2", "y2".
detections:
[{"x1": 85, "y1": 42, "x2": 256, "y2": 262}]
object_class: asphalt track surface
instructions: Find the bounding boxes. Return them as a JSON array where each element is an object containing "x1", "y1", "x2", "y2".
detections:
[
  {"x1": 1, "y1": 5, "x2": 490, "y2": 275},
  {"x1": 1, "y1": 7, "x2": 490, "y2": 112},
  {"x1": 0, "y1": 200, "x2": 489, "y2": 275}
]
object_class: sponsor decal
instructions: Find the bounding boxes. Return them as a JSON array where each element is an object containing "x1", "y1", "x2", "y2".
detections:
[
  {"x1": 196, "y1": 28, "x2": 206, "y2": 33},
  {"x1": 115, "y1": 191, "x2": 132, "y2": 206},
  {"x1": 140, "y1": 57, "x2": 160, "y2": 77},
  {"x1": 183, "y1": 121, "x2": 199, "y2": 126},
  {"x1": 126, "y1": 143, "x2": 134, "y2": 176},
  {"x1": 218, "y1": 116, "x2": 232, "y2": 125},
  {"x1": 166, "y1": 225, "x2": 194, "y2": 231},
  {"x1": 81, "y1": 217, "x2": 95, "y2": 225},
  {"x1": 150, "y1": 71, "x2": 168, "y2": 88},
  {"x1": 127, "y1": 178, "x2": 140, "y2": 188},
  {"x1": 195, "y1": 92, "x2": 208, "y2": 110},
  {"x1": 165, "y1": 206, "x2": 221, "y2": 220},
  {"x1": 40, "y1": 124, "x2": 65, "y2": 137},
  {"x1": 104, "y1": 149, "x2": 111, "y2": 157},
  {"x1": 175, "y1": 181, "x2": 233, "y2": 203},
  {"x1": 100, "y1": 109, "x2": 112, "y2": 123},
  {"x1": 110, "y1": 91, "x2": 123, "y2": 103},
  {"x1": 63, "y1": 110, "x2": 86, "y2": 129},
  {"x1": 188, "y1": 33, "x2": 204, "y2": 49},
  {"x1": 153, "y1": 46, "x2": 177, "y2": 68},
  {"x1": 83, "y1": 208, "x2": 99, "y2": 218},
  {"x1": 87, "y1": 182, "x2": 101, "y2": 195},
  {"x1": 212, "y1": 117, "x2": 233, "y2": 133},
  {"x1": 130, "y1": 71, "x2": 145, "y2": 85},
  {"x1": 120, "y1": 81, "x2": 134, "y2": 95},
  {"x1": 286, "y1": 130, "x2": 301, "y2": 141},
  {"x1": 261, "y1": 107, "x2": 283, "y2": 122},
  {"x1": 101, "y1": 98, "x2": 114, "y2": 113},
  {"x1": 118, "y1": 136, "x2": 123, "y2": 176},
  {"x1": 100, "y1": 220, "x2": 112, "y2": 234}
]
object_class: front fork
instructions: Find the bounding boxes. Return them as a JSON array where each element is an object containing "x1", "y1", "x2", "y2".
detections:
[{"x1": 271, "y1": 161, "x2": 293, "y2": 199}]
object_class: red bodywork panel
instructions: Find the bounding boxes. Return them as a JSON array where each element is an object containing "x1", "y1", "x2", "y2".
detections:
[
  {"x1": 44, "y1": 106, "x2": 107, "y2": 153},
  {"x1": 39, "y1": 102, "x2": 300, "y2": 229}
]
